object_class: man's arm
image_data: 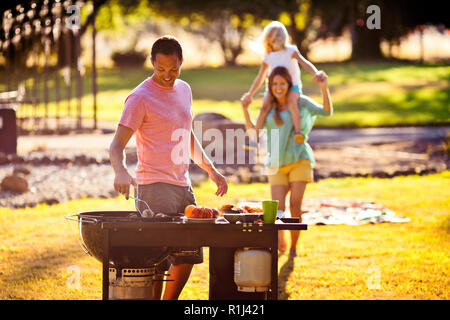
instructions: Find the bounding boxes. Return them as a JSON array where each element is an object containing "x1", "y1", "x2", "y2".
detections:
[
  {"x1": 190, "y1": 129, "x2": 228, "y2": 197},
  {"x1": 109, "y1": 124, "x2": 136, "y2": 199}
]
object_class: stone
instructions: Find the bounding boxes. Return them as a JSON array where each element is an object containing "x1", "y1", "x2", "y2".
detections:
[
  {"x1": 189, "y1": 172, "x2": 207, "y2": 186},
  {"x1": 1, "y1": 174, "x2": 29, "y2": 193},
  {"x1": 193, "y1": 112, "x2": 229, "y2": 122},
  {"x1": 41, "y1": 197, "x2": 59, "y2": 205},
  {"x1": 372, "y1": 171, "x2": 389, "y2": 178},
  {"x1": 13, "y1": 166, "x2": 31, "y2": 176},
  {"x1": 7, "y1": 154, "x2": 25, "y2": 164}
]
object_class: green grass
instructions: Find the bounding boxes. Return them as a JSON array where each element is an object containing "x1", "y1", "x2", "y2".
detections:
[
  {"x1": 0, "y1": 172, "x2": 448, "y2": 299},
  {"x1": 4, "y1": 62, "x2": 449, "y2": 127}
]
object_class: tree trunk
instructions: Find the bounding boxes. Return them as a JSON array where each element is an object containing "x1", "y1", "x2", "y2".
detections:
[
  {"x1": 351, "y1": 23, "x2": 384, "y2": 60},
  {"x1": 349, "y1": 0, "x2": 384, "y2": 61},
  {"x1": 219, "y1": 24, "x2": 245, "y2": 67},
  {"x1": 290, "y1": 28, "x2": 310, "y2": 57},
  {"x1": 224, "y1": 57, "x2": 237, "y2": 66},
  {"x1": 220, "y1": 42, "x2": 241, "y2": 66},
  {"x1": 288, "y1": 12, "x2": 310, "y2": 57}
]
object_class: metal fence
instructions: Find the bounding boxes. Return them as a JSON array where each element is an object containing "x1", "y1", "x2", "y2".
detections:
[{"x1": 0, "y1": 0, "x2": 98, "y2": 134}]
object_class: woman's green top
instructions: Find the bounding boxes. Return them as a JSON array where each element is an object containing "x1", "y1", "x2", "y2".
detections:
[{"x1": 263, "y1": 95, "x2": 331, "y2": 168}]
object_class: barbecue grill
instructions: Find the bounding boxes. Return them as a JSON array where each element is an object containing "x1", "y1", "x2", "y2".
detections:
[
  {"x1": 70, "y1": 211, "x2": 182, "y2": 267},
  {"x1": 66, "y1": 210, "x2": 307, "y2": 300},
  {"x1": 67, "y1": 211, "x2": 186, "y2": 299}
]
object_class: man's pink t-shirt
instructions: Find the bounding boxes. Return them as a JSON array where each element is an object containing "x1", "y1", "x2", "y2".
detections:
[{"x1": 119, "y1": 77, "x2": 193, "y2": 186}]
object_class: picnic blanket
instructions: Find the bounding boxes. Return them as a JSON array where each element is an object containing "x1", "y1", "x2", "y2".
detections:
[{"x1": 238, "y1": 198, "x2": 410, "y2": 225}]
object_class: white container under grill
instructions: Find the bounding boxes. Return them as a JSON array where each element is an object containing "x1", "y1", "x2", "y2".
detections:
[
  {"x1": 234, "y1": 248, "x2": 271, "y2": 292},
  {"x1": 109, "y1": 267, "x2": 154, "y2": 300}
]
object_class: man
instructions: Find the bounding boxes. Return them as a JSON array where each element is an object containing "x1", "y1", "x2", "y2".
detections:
[{"x1": 109, "y1": 35, "x2": 228, "y2": 300}]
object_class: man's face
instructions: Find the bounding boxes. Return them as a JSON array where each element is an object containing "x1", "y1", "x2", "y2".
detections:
[{"x1": 151, "y1": 53, "x2": 181, "y2": 88}]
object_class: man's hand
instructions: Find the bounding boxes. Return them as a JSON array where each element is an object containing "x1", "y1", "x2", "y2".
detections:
[
  {"x1": 110, "y1": 124, "x2": 135, "y2": 199},
  {"x1": 208, "y1": 169, "x2": 228, "y2": 197},
  {"x1": 114, "y1": 169, "x2": 137, "y2": 200}
]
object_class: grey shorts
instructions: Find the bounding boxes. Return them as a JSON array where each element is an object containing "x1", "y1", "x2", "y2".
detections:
[{"x1": 135, "y1": 182, "x2": 203, "y2": 272}]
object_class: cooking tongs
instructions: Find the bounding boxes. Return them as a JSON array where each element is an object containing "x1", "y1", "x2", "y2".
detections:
[{"x1": 129, "y1": 183, "x2": 154, "y2": 218}]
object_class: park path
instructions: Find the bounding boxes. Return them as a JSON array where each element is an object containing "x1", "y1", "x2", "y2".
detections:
[
  {"x1": 309, "y1": 125, "x2": 449, "y2": 146},
  {"x1": 17, "y1": 124, "x2": 449, "y2": 153}
]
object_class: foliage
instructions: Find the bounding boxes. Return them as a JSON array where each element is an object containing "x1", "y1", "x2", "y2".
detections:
[
  {"x1": 111, "y1": 49, "x2": 147, "y2": 68},
  {"x1": 147, "y1": 0, "x2": 273, "y2": 66},
  {"x1": 306, "y1": 0, "x2": 449, "y2": 60},
  {"x1": 143, "y1": 0, "x2": 449, "y2": 62},
  {"x1": 1, "y1": 0, "x2": 449, "y2": 70},
  {"x1": 94, "y1": 0, "x2": 158, "y2": 34}
]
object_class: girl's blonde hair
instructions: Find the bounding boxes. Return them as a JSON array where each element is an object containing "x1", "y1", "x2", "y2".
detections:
[{"x1": 249, "y1": 21, "x2": 289, "y2": 54}]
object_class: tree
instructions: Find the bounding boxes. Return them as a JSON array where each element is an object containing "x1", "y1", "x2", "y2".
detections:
[
  {"x1": 148, "y1": 0, "x2": 269, "y2": 66},
  {"x1": 307, "y1": 0, "x2": 449, "y2": 61},
  {"x1": 104, "y1": 0, "x2": 449, "y2": 63},
  {"x1": 301, "y1": 0, "x2": 385, "y2": 60},
  {"x1": 0, "y1": 0, "x2": 109, "y2": 70},
  {"x1": 349, "y1": 0, "x2": 384, "y2": 60}
]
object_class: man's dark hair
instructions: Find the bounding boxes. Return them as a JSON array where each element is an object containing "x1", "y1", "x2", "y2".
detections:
[{"x1": 151, "y1": 35, "x2": 183, "y2": 62}]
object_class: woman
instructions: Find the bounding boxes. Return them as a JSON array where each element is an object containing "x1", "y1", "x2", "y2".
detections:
[{"x1": 242, "y1": 66, "x2": 333, "y2": 257}]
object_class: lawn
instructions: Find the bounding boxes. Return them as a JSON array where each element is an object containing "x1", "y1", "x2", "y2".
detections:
[
  {"x1": 0, "y1": 171, "x2": 448, "y2": 300},
  {"x1": 7, "y1": 62, "x2": 450, "y2": 128}
]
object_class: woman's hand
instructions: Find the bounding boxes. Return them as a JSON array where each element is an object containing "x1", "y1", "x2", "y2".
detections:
[
  {"x1": 240, "y1": 92, "x2": 253, "y2": 109},
  {"x1": 317, "y1": 73, "x2": 329, "y2": 89},
  {"x1": 313, "y1": 70, "x2": 327, "y2": 83},
  {"x1": 317, "y1": 73, "x2": 332, "y2": 115}
]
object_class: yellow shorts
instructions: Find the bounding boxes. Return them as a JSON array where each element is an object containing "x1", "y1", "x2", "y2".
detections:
[{"x1": 267, "y1": 159, "x2": 313, "y2": 186}]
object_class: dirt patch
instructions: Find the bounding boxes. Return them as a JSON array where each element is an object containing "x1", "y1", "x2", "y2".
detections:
[{"x1": 312, "y1": 140, "x2": 448, "y2": 179}]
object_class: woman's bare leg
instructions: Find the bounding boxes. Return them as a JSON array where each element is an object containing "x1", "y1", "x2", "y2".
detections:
[
  {"x1": 271, "y1": 184, "x2": 289, "y2": 252},
  {"x1": 288, "y1": 181, "x2": 307, "y2": 256},
  {"x1": 162, "y1": 263, "x2": 194, "y2": 300}
]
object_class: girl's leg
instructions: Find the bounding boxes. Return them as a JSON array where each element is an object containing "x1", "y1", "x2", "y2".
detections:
[
  {"x1": 271, "y1": 184, "x2": 289, "y2": 252},
  {"x1": 287, "y1": 91, "x2": 304, "y2": 144},
  {"x1": 288, "y1": 181, "x2": 307, "y2": 256}
]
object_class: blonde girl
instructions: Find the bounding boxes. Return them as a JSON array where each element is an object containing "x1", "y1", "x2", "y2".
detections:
[{"x1": 241, "y1": 21, "x2": 326, "y2": 145}]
